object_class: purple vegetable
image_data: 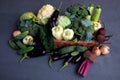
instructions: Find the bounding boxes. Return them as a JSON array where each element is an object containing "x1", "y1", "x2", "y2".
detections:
[{"x1": 78, "y1": 59, "x2": 91, "y2": 77}]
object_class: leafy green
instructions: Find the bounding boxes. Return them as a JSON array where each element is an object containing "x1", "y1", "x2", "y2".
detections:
[
  {"x1": 18, "y1": 20, "x2": 39, "y2": 37},
  {"x1": 65, "y1": 4, "x2": 94, "y2": 41},
  {"x1": 38, "y1": 24, "x2": 55, "y2": 52}
]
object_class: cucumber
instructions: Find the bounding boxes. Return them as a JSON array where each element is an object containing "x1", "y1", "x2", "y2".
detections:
[
  {"x1": 14, "y1": 31, "x2": 29, "y2": 40},
  {"x1": 75, "y1": 46, "x2": 87, "y2": 52},
  {"x1": 9, "y1": 40, "x2": 19, "y2": 49},
  {"x1": 18, "y1": 46, "x2": 34, "y2": 55},
  {"x1": 58, "y1": 46, "x2": 76, "y2": 54},
  {"x1": 16, "y1": 41, "x2": 26, "y2": 49},
  {"x1": 71, "y1": 51, "x2": 80, "y2": 56}
]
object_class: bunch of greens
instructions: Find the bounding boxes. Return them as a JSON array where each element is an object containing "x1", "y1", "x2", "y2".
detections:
[{"x1": 65, "y1": 4, "x2": 94, "y2": 41}]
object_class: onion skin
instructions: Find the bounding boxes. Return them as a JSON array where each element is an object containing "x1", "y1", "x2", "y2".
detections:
[{"x1": 100, "y1": 45, "x2": 110, "y2": 55}]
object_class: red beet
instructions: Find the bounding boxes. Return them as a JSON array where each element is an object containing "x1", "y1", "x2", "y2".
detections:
[{"x1": 98, "y1": 28, "x2": 106, "y2": 35}]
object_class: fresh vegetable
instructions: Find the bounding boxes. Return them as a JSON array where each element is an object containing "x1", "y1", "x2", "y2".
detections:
[
  {"x1": 20, "y1": 12, "x2": 36, "y2": 21},
  {"x1": 100, "y1": 45, "x2": 110, "y2": 55},
  {"x1": 83, "y1": 50, "x2": 97, "y2": 62},
  {"x1": 14, "y1": 31, "x2": 29, "y2": 40},
  {"x1": 91, "y1": 5, "x2": 102, "y2": 22},
  {"x1": 50, "y1": 9, "x2": 59, "y2": 27},
  {"x1": 92, "y1": 46, "x2": 101, "y2": 56},
  {"x1": 65, "y1": 4, "x2": 89, "y2": 21},
  {"x1": 50, "y1": 53, "x2": 69, "y2": 61},
  {"x1": 62, "y1": 29, "x2": 74, "y2": 41},
  {"x1": 58, "y1": 46, "x2": 76, "y2": 54},
  {"x1": 8, "y1": 3, "x2": 111, "y2": 78},
  {"x1": 18, "y1": 46, "x2": 34, "y2": 55},
  {"x1": 9, "y1": 40, "x2": 19, "y2": 49},
  {"x1": 78, "y1": 59, "x2": 91, "y2": 77},
  {"x1": 37, "y1": 4, "x2": 55, "y2": 24},
  {"x1": 56, "y1": 15, "x2": 71, "y2": 28},
  {"x1": 16, "y1": 41, "x2": 26, "y2": 49},
  {"x1": 97, "y1": 28, "x2": 106, "y2": 35},
  {"x1": 93, "y1": 22, "x2": 102, "y2": 32},
  {"x1": 49, "y1": 1, "x2": 62, "y2": 28},
  {"x1": 72, "y1": 54, "x2": 82, "y2": 63},
  {"x1": 22, "y1": 35, "x2": 33, "y2": 45},
  {"x1": 87, "y1": 3, "x2": 94, "y2": 15},
  {"x1": 52, "y1": 25, "x2": 63, "y2": 40},
  {"x1": 39, "y1": 24, "x2": 55, "y2": 52},
  {"x1": 13, "y1": 30, "x2": 21, "y2": 37},
  {"x1": 18, "y1": 20, "x2": 40, "y2": 37},
  {"x1": 60, "y1": 56, "x2": 73, "y2": 70},
  {"x1": 71, "y1": 51, "x2": 79, "y2": 56}
]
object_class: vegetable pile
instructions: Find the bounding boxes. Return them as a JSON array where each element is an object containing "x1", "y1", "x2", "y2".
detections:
[{"x1": 9, "y1": 3, "x2": 112, "y2": 77}]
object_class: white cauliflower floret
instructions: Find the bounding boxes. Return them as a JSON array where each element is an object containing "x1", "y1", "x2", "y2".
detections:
[{"x1": 37, "y1": 4, "x2": 55, "y2": 24}]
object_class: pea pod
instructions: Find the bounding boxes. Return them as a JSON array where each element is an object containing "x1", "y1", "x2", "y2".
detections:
[
  {"x1": 14, "y1": 31, "x2": 29, "y2": 40},
  {"x1": 9, "y1": 40, "x2": 19, "y2": 49},
  {"x1": 15, "y1": 41, "x2": 26, "y2": 49},
  {"x1": 18, "y1": 46, "x2": 34, "y2": 55}
]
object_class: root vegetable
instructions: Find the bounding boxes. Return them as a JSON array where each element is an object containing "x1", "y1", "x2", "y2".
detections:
[
  {"x1": 100, "y1": 45, "x2": 110, "y2": 55},
  {"x1": 13, "y1": 30, "x2": 21, "y2": 37},
  {"x1": 92, "y1": 46, "x2": 101, "y2": 56},
  {"x1": 23, "y1": 35, "x2": 33, "y2": 45}
]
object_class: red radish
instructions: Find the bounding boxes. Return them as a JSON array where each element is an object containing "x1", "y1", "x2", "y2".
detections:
[
  {"x1": 100, "y1": 45, "x2": 110, "y2": 55},
  {"x1": 92, "y1": 46, "x2": 101, "y2": 56}
]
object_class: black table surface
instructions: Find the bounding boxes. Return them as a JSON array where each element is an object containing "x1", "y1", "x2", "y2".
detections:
[{"x1": 0, "y1": 0, "x2": 120, "y2": 80}]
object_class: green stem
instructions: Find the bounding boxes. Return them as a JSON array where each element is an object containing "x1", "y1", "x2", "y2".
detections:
[
  {"x1": 19, "y1": 53, "x2": 29, "y2": 63},
  {"x1": 60, "y1": 62, "x2": 68, "y2": 70},
  {"x1": 48, "y1": 58, "x2": 53, "y2": 69},
  {"x1": 58, "y1": 0, "x2": 63, "y2": 11}
]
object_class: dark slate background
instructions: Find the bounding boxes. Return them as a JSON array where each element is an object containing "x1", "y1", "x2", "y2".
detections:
[{"x1": 0, "y1": 0, "x2": 119, "y2": 80}]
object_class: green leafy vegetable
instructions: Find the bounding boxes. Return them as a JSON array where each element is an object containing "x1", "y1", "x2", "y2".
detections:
[
  {"x1": 38, "y1": 24, "x2": 55, "y2": 52},
  {"x1": 18, "y1": 20, "x2": 39, "y2": 37}
]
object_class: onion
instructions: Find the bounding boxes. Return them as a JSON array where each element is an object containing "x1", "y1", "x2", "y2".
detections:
[
  {"x1": 100, "y1": 45, "x2": 110, "y2": 55},
  {"x1": 13, "y1": 30, "x2": 21, "y2": 37},
  {"x1": 92, "y1": 46, "x2": 101, "y2": 56}
]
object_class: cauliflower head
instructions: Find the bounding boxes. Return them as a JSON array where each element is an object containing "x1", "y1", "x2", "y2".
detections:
[{"x1": 37, "y1": 4, "x2": 55, "y2": 24}]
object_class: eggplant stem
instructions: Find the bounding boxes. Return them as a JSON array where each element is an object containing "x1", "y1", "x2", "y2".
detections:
[{"x1": 19, "y1": 53, "x2": 29, "y2": 63}]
